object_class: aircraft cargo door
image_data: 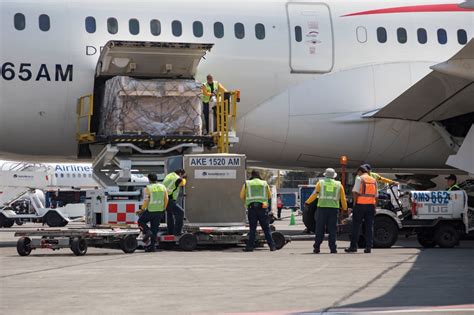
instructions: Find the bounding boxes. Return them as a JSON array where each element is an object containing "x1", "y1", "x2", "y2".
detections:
[{"x1": 287, "y1": 3, "x2": 334, "y2": 73}]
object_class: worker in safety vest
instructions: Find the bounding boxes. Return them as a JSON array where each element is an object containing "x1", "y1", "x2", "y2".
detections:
[
  {"x1": 346, "y1": 165, "x2": 378, "y2": 253},
  {"x1": 362, "y1": 164, "x2": 399, "y2": 186},
  {"x1": 201, "y1": 74, "x2": 223, "y2": 134},
  {"x1": 445, "y1": 174, "x2": 461, "y2": 191},
  {"x1": 139, "y1": 173, "x2": 168, "y2": 252},
  {"x1": 163, "y1": 169, "x2": 186, "y2": 236},
  {"x1": 305, "y1": 168, "x2": 347, "y2": 254},
  {"x1": 276, "y1": 194, "x2": 283, "y2": 220},
  {"x1": 240, "y1": 170, "x2": 276, "y2": 252}
]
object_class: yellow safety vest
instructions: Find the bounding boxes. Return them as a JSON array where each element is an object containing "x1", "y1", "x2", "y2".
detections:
[
  {"x1": 202, "y1": 81, "x2": 219, "y2": 103},
  {"x1": 147, "y1": 183, "x2": 167, "y2": 212},
  {"x1": 317, "y1": 179, "x2": 341, "y2": 209},
  {"x1": 245, "y1": 178, "x2": 268, "y2": 207}
]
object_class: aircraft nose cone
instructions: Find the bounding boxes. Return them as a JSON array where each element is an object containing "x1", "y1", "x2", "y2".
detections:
[{"x1": 236, "y1": 91, "x2": 290, "y2": 164}]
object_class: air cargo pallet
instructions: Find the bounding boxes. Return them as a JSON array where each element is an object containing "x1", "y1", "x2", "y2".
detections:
[
  {"x1": 139, "y1": 226, "x2": 290, "y2": 251},
  {"x1": 14, "y1": 227, "x2": 140, "y2": 256}
]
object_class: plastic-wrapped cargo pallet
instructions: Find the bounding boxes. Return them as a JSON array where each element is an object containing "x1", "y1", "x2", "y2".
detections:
[{"x1": 99, "y1": 76, "x2": 202, "y2": 136}]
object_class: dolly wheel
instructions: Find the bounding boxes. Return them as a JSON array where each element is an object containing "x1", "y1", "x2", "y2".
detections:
[
  {"x1": 120, "y1": 235, "x2": 138, "y2": 254},
  {"x1": 178, "y1": 233, "x2": 198, "y2": 251},
  {"x1": 70, "y1": 237, "x2": 88, "y2": 256},
  {"x1": 17, "y1": 237, "x2": 32, "y2": 256},
  {"x1": 271, "y1": 231, "x2": 286, "y2": 250}
]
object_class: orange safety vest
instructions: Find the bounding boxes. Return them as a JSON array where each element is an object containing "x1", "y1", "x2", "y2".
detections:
[{"x1": 357, "y1": 174, "x2": 377, "y2": 205}]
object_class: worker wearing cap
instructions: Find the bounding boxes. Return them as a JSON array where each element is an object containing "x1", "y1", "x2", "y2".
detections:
[
  {"x1": 305, "y1": 168, "x2": 348, "y2": 254},
  {"x1": 363, "y1": 164, "x2": 399, "y2": 186},
  {"x1": 202, "y1": 74, "x2": 223, "y2": 134},
  {"x1": 240, "y1": 170, "x2": 276, "y2": 252},
  {"x1": 139, "y1": 173, "x2": 168, "y2": 252},
  {"x1": 346, "y1": 165, "x2": 378, "y2": 254},
  {"x1": 163, "y1": 169, "x2": 186, "y2": 236},
  {"x1": 445, "y1": 174, "x2": 461, "y2": 191}
]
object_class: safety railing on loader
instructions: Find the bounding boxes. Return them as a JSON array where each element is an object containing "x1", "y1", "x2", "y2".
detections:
[
  {"x1": 214, "y1": 87, "x2": 239, "y2": 153},
  {"x1": 76, "y1": 94, "x2": 95, "y2": 142}
]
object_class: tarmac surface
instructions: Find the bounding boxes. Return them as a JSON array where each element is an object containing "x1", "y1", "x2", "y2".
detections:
[{"x1": 1, "y1": 211, "x2": 473, "y2": 315}]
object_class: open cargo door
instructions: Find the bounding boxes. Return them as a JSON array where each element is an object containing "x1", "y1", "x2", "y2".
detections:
[{"x1": 96, "y1": 41, "x2": 214, "y2": 79}]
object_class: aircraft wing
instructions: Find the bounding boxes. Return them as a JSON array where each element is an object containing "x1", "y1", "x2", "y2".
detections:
[{"x1": 371, "y1": 39, "x2": 474, "y2": 122}]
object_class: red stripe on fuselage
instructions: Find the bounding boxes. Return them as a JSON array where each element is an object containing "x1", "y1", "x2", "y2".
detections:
[{"x1": 342, "y1": 4, "x2": 474, "y2": 17}]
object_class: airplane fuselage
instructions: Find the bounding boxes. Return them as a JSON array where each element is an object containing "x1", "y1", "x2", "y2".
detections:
[{"x1": 0, "y1": 0, "x2": 472, "y2": 168}]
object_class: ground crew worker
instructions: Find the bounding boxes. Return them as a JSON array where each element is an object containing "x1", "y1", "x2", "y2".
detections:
[
  {"x1": 363, "y1": 164, "x2": 399, "y2": 186},
  {"x1": 138, "y1": 173, "x2": 168, "y2": 252},
  {"x1": 305, "y1": 168, "x2": 347, "y2": 254},
  {"x1": 163, "y1": 169, "x2": 186, "y2": 236},
  {"x1": 346, "y1": 165, "x2": 378, "y2": 254},
  {"x1": 276, "y1": 194, "x2": 283, "y2": 220},
  {"x1": 445, "y1": 174, "x2": 461, "y2": 191},
  {"x1": 202, "y1": 74, "x2": 223, "y2": 134},
  {"x1": 240, "y1": 170, "x2": 276, "y2": 252}
]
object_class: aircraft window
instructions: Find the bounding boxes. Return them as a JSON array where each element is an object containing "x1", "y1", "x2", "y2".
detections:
[
  {"x1": 39, "y1": 14, "x2": 50, "y2": 32},
  {"x1": 376, "y1": 27, "x2": 387, "y2": 43},
  {"x1": 193, "y1": 21, "x2": 203, "y2": 37},
  {"x1": 61, "y1": 174, "x2": 64, "y2": 178},
  {"x1": 88, "y1": 174, "x2": 92, "y2": 178},
  {"x1": 214, "y1": 22, "x2": 224, "y2": 38},
  {"x1": 356, "y1": 26, "x2": 367, "y2": 43},
  {"x1": 457, "y1": 29, "x2": 467, "y2": 45},
  {"x1": 172, "y1": 20, "x2": 182, "y2": 37},
  {"x1": 437, "y1": 29, "x2": 447, "y2": 44},
  {"x1": 14, "y1": 13, "x2": 26, "y2": 31},
  {"x1": 417, "y1": 28, "x2": 427, "y2": 44},
  {"x1": 150, "y1": 19, "x2": 161, "y2": 36},
  {"x1": 72, "y1": 173, "x2": 76, "y2": 178},
  {"x1": 107, "y1": 17, "x2": 118, "y2": 34},
  {"x1": 294, "y1": 26, "x2": 302, "y2": 42},
  {"x1": 255, "y1": 23, "x2": 265, "y2": 40},
  {"x1": 55, "y1": 173, "x2": 58, "y2": 178},
  {"x1": 129, "y1": 18, "x2": 139, "y2": 35},
  {"x1": 85, "y1": 16, "x2": 96, "y2": 33},
  {"x1": 397, "y1": 27, "x2": 407, "y2": 44},
  {"x1": 234, "y1": 23, "x2": 245, "y2": 39}
]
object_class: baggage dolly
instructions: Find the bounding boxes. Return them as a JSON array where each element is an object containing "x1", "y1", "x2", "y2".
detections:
[
  {"x1": 148, "y1": 226, "x2": 290, "y2": 251},
  {"x1": 15, "y1": 228, "x2": 140, "y2": 256}
]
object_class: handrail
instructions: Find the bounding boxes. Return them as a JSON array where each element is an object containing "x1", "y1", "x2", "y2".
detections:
[
  {"x1": 76, "y1": 94, "x2": 95, "y2": 142},
  {"x1": 214, "y1": 86, "x2": 239, "y2": 153}
]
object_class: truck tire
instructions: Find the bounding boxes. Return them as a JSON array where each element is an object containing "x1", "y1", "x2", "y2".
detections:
[
  {"x1": 17, "y1": 237, "x2": 32, "y2": 256},
  {"x1": 417, "y1": 233, "x2": 436, "y2": 248},
  {"x1": 70, "y1": 237, "x2": 88, "y2": 256},
  {"x1": 434, "y1": 224, "x2": 459, "y2": 248},
  {"x1": 44, "y1": 211, "x2": 68, "y2": 227},
  {"x1": 178, "y1": 233, "x2": 197, "y2": 251},
  {"x1": 271, "y1": 231, "x2": 286, "y2": 250},
  {"x1": 0, "y1": 213, "x2": 15, "y2": 228},
  {"x1": 302, "y1": 202, "x2": 317, "y2": 233},
  {"x1": 120, "y1": 235, "x2": 138, "y2": 254},
  {"x1": 373, "y1": 216, "x2": 398, "y2": 248}
]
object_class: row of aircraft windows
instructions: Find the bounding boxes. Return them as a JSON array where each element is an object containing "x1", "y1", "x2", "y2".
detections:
[
  {"x1": 55, "y1": 173, "x2": 92, "y2": 178},
  {"x1": 12, "y1": 13, "x2": 266, "y2": 40},
  {"x1": 375, "y1": 27, "x2": 468, "y2": 45}
]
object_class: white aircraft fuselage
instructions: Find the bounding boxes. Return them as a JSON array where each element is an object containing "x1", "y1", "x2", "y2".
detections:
[{"x1": 0, "y1": 0, "x2": 472, "y2": 169}]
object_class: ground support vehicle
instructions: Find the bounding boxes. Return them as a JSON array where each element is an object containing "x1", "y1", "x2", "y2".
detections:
[
  {"x1": 348, "y1": 188, "x2": 474, "y2": 248},
  {"x1": 0, "y1": 166, "x2": 86, "y2": 228},
  {"x1": 15, "y1": 228, "x2": 140, "y2": 256}
]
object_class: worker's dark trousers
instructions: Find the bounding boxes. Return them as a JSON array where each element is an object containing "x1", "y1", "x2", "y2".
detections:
[
  {"x1": 277, "y1": 207, "x2": 282, "y2": 219},
  {"x1": 246, "y1": 203, "x2": 275, "y2": 249},
  {"x1": 138, "y1": 210, "x2": 163, "y2": 247},
  {"x1": 203, "y1": 102, "x2": 210, "y2": 134},
  {"x1": 350, "y1": 204, "x2": 375, "y2": 249},
  {"x1": 314, "y1": 207, "x2": 338, "y2": 251},
  {"x1": 166, "y1": 199, "x2": 184, "y2": 235}
]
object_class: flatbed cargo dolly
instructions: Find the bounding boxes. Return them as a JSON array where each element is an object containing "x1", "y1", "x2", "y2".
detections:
[
  {"x1": 15, "y1": 227, "x2": 140, "y2": 256},
  {"x1": 139, "y1": 226, "x2": 290, "y2": 251}
]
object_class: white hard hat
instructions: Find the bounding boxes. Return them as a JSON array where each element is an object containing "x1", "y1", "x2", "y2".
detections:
[{"x1": 323, "y1": 168, "x2": 337, "y2": 179}]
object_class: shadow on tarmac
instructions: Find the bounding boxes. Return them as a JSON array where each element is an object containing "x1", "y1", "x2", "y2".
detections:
[{"x1": 302, "y1": 242, "x2": 474, "y2": 313}]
